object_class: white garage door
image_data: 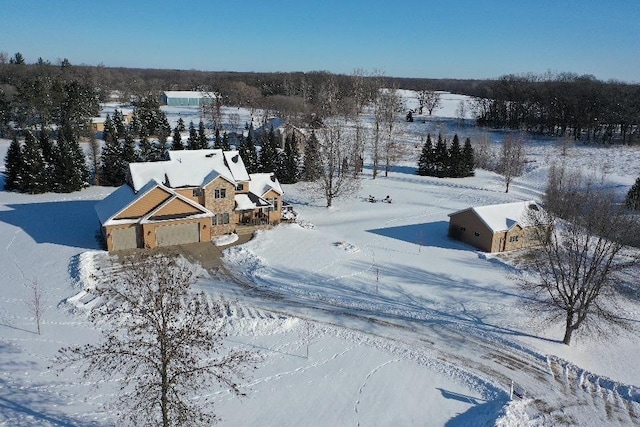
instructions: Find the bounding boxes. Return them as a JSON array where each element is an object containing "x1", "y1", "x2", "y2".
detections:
[
  {"x1": 111, "y1": 227, "x2": 140, "y2": 251},
  {"x1": 156, "y1": 222, "x2": 200, "y2": 247}
]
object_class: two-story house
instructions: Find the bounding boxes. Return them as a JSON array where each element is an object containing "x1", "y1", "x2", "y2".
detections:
[{"x1": 95, "y1": 149, "x2": 283, "y2": 252}]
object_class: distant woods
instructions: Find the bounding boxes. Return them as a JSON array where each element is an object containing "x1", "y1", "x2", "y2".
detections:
[{"x1": 473, "y1": 73, "x2": 640, "y2": 144}]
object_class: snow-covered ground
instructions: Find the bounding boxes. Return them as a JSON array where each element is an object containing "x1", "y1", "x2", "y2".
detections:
[{"x1": 1, "y1": 92, "x2": 639, "y2": 426}]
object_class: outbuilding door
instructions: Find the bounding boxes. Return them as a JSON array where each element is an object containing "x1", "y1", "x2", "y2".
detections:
[
  {"x1": 156, "y1": 222, "x2": 200, "y2": 247},
  {"x1": 111, "y1": 227, "x2": 141, "y2": 251}
]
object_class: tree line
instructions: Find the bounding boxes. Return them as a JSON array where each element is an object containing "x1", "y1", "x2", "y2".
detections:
[
  {"x1": 473, "y1": 72, "x2": 640, "y2": 144},
  {"x1": 417, "y1": 134, "x2": 475, "y2": 178}
]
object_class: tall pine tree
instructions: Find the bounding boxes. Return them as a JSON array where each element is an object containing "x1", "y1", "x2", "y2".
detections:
[
  {"x1": 20, "y1": 131, "x2": 47, "y2": 194},
  {"x1": 100, "y1": 136, "x2": 126, "y2": 186},
  {"x1": 3, "y1": 136, "x2": 23, "y2": 191},
  {"x1": 186, "y1": 121, "x2": 198, "y2": 150},
  {"x1": 258, "y1": 126, "x2": 278, "y2": 173},
  {"x1": 626, "y1": 177, "x2": 640, "y2": 210},
  {"x1": 448, "y1": 134, "x2": 463, "y2": 178},
  {"x1": 417, "y1": 134, "x2": 434, "y2": 176},
  {"x1": 197, "y1": 121, "x2": 208, "y2": 149},
  {"x1": 238, "y1": 127, "x2": 258, "y2": 173},
  {"x1": 302, "y1": 131, "x2": 322, "y2": 181},
  {"x1": 433, "y1": 134, "x2": 449, "y2": 178},
  {"x1": 172, "y1": 126, "x2": 184, "y2": 150},
  {"x1": 462, "y1": 137, "x2": 475, "y2": 177}
]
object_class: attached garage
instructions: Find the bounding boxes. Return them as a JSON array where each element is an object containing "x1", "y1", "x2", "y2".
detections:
[
  {"x1": 111, "y1": 227, "x2": 142, "y2": 251},
  {"x1": 156, "y1": 222, "x2": 200, "y2": 247}
]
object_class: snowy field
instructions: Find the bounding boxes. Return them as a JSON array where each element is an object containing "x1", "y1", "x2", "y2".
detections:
[{"x1": 1, "y1": 93, "x2": 639, "y2": 426}]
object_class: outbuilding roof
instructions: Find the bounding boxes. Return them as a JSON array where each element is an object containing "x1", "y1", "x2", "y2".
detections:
[{"x1": 448, "y1": 200, "x2": 541, "y2": 233}]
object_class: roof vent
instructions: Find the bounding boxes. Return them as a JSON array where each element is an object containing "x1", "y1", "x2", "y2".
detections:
[
  {"x1": 232, "y1": 154, "x2": 239, "y2": 163},
  {"x1": 270, "y1": 174, "x2": 276, "y2": 182},
  {"x1": 205, "y1": 153, "x2": 214, "y2": 158},
  {"x1": 528, "y1": 203, "x2": 539, "y2": 211}
]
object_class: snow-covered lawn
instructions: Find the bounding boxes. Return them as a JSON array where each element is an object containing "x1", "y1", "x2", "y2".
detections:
[{"x1": 1, "y1": 92, "x2": 639, "y2": 426}]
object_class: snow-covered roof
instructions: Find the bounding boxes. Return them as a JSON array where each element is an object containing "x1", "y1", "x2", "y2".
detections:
[
  {"x1": 235, "y1": 193, "x2": 271, "y2": 211},
  {"x1": 129, "y1": 149, "x2": 236, "y2": 192},
  {"x1": 223, "y1": 150, "x2": 250, "y2": 182},
  {"x1": 449, "y1": 201, "x2": 541, "y2": 233},
  {"x1": 163, "y1": 91, "x2": 218, "y2": 99},
  {"x1": 249, "y1": 173, "x2": 283, "y2": 197}
]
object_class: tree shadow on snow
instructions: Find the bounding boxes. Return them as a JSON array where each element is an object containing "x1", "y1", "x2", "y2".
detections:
[
  {"x1": 0, "y1": 201, "x2": 102, "y2": 250},
  {"x1": 443, "y1": 394, "x2": 508, "y2": 427},
  {"x1": 367, "y1": 221, "x2": 472, "y2": 251}
]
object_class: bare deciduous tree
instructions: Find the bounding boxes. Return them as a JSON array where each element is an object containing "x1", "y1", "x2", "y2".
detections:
[
  {"x1": 497, "y1": 134, "x2": 526, "y2": 193},
  {"x1": 417, "y1": 89, "x2": 441, "y2": 116},
  {"x1": 25, "y1": 279, "x2": 45, "y2": 335},
  {"x1": 58, "y1": 253, "x2": 259, "y2": 426},
  {"x1": 313, "y1": 121, "x2": 360, "y2": 207},
  {"x1": 520, "y1": 165, "x2": 639, "y2": 345}
]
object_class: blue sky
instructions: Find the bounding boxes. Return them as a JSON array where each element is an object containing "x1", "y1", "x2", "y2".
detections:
[{"x1": 2, "y1": 0, "x2": 638, "y2": 82}]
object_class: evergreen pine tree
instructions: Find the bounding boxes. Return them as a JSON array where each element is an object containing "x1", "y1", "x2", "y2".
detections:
[
  {"x1": 39, "y1": 130, "x2": 56, "y2": 191},
  {"x1": 213, "y1": 128, "x2": 222, "y2": 149},
  {"x1": 113, "y1": 110, "x2": 127, "y2": 140},
  {"x1": 176, "y1": 117, "x2": 186, "y2": 132},
  {"x1": 197, "y1": 121, "x2": 208, "y2": 149},
  {"x1": 122, "y1": 133, "x2": 138, "y2": 164},
  {"x1": 238, "y1": 127, "x2": 259, "y2": 173},
  {"x1": 154, "y1": 139, "x2": 170, "y2": 161},
  {"x1": 302, "y1": 130, "x2": 322, "y2": 181},
  {"x1": 53, "y1": 127, "x2": 89, "y2": 192},
  {"x1": 158, "y1": 115, "x2": 171, "y2": 145},
  {"x1": 20, "y1": 131, "x2": 47, "y2": 193},
  {"x1": 129, "y1": 111, "x2": 141, "y2": 137},
  {"x1": 103, "y1": 114, "x2": 116, "y2": 144},
  {"x1": 433, "y1": 134, "x2": 449, "y2": 178},
  {"x1": 139, "y1": 136, "x2": 154, "y2": 162},
  {"x1": 626, "y1": 177, "x2": 640, "y2": 210},
  {"x1": 100, "y1": 135, "x2": 126, "y2": 186},
  {"x1": 187, "y1": 121, "x2": 198, "y2": 150},
  {"x1": 284, "y1": 133, "x2": 300, "y2": 184},
  {"x1": 4, "y1": 136, "x2": 23, "y2": 191},
  {"x1": 462, "y1": 137, "x2": 475, "y2": 177},
  {"x1": 172, "y1": 126, "x2": 184, "y2": 150},
  {"x1": 221, "y1": 132, "x2": 231, "y2": 151},
  {"x1": 417, "y1": 134, "x2": 434, "y2": 176},
  {"x1": 259, "y1": 126, "x2": 278, "y2": 172},
  {"x1": 448, "y1": 134, "x2": 463, "y2": 178}
]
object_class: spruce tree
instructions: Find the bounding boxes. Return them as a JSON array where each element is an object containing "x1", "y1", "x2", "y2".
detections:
[
  {"x1": 197, "y1": 121, "x2": 208, "y2": 149},
  {"x1": 122, "y1": 133, "x2": 138, "y2": 164},
  {"x1": 238, "y1": 127, "x2": 258, "y2": 173},
  {"x1": 462, "y1": 137, "x2": 475, "y2": 177},
  {"x1": 139, "y1": 136, "x2": 154, "y2": 162},
  {"x1": 39, "y1": 130, "x2": 56, "y2": 190},
  {"x1": 213, "y1": 128, "x2": 222, "y2": 149},
  {"x1": 103, "y1": 114, "x2": 116, "y2": 145},
  {"x1": 302, "y1": 130, "x2": 322, "y2": 181},
  {"x1": 187, "y1": 121, "x2": 198, "y2": 150},
  {"x1": 259, "y1": 126, "x2": 278, "y2": 172},
  {"x1": 626, "y1": 177, "x2": 640, "y2": 210},
  {"x1": 158, "y1": 115, "x2": 171, "y2": 145},
  {"x1": 433, "y1": 134, "x2": 449, "y2": 178},
  {"x1": 4, "y1": 136, "x2": 23, "y2": 191},
  {"x1": 53, "y1": 127, "x2": 89, "y2": 192},
  {"x1": 20, "y1": 131, "x2": 47, "y2": 194},
  {"x1": 417, "y1": 134, "x2": 434, "y2": 176},
  {"x1": 221, "y1": 132, "x2": 231, "y2": 151},
  {"x1": 176, "y1": 117, "x2": 186, "y2": 132},
  {"x1": 448, "y1": 134, "x2": 463, "y2": 178},
  {"x1": 100, "y1": 136, "x2": 126, "y2": 186},
  {"x1": 113, "y1": 110, "x2": 127, "y2": 140},
  {"x1": 284, "y1": 133, "x2": 300, "y2": 184},
  {"x1": 172, "y1": 126, "x2": 184, "y2": 150}
]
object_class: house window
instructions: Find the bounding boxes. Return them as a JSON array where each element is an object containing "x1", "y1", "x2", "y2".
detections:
[
  {"x1": 215, "y1": 188, "x2": 227, "y2": 199},
  {"x1": 212, "y1": 215, "x2": 218, "y2": 226},
  {"x1": 509, "y1": 235, "x2": 519, "y2": 242},
  {"x1": 216, "y1": 213, "x2": 230, "y2": 225},
  {"x1": 192, "y1": 188, "x2": 203, "y2": 197},
  {"x1": 267, "y1": 198, "x2": 279, "y2": 212},
  {"x1": 474, "y1": 232, "x2": 480, "y2": 237},
  {"x1": 236, "y1": 183, "x2": 244, "y2": 191}
]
